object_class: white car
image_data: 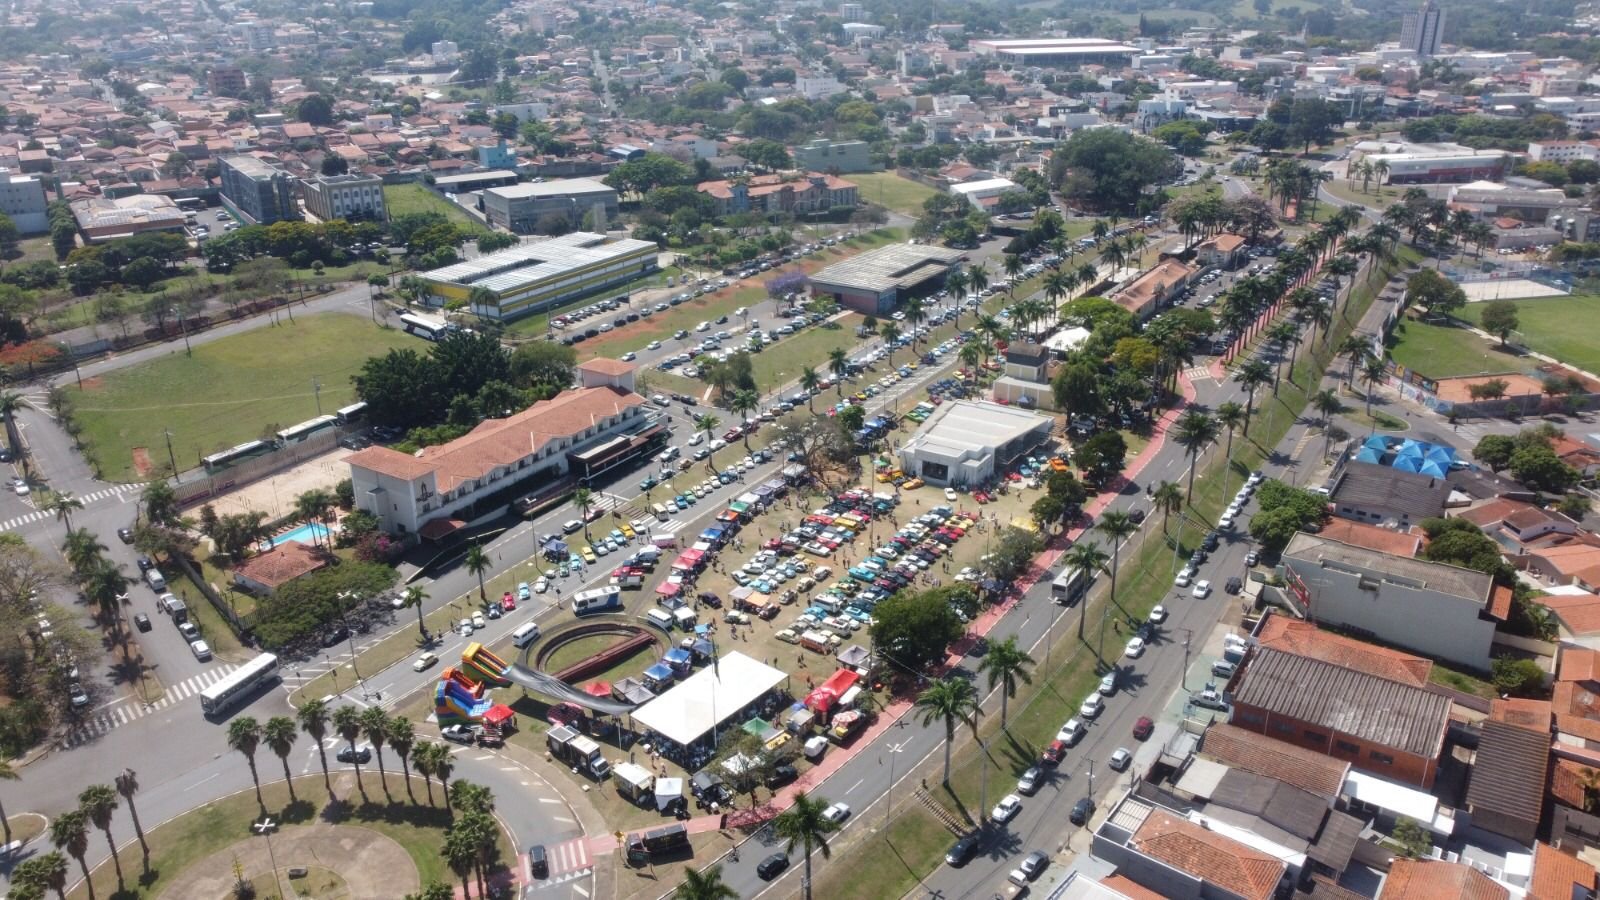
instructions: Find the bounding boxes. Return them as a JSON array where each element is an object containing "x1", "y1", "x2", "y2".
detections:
[
  {"x1": 1191, "y1": 580, "x2": 1212, "y2": 599},
  {"x1": 12, "y1": 482, "x2": 27, "y2": 496},
  {"x1": 1174, "y1": 567, "x2": 1194, "y2": 588},
  {"x1": 412, "y1": 652, "x2": 439, "y2": 672},
  {"x1": 944, "y1": 488, "x2": 957, "y2": 500},
  {"x1": 1109, "y1": 748, "x2": 1133, "y2": 772},
  {"x1": 472, "y1": 611, "x2": 487, "y2": 628},
  {"x1": 688, "y1": 431, "x2": 705, "y2": 445},
  {"x1": 1079, "y1": 694, "x2": 1105, "y2": 719},
  {"x1": 459, "y1": 618, "x2": 475, "y2": 636},
  {"x1": 991, "y1": 794, "x2": 1023, "y2": 823},
  {"x1": 1099, "y1": 672, "x2": 1117, "y2": 696},
  {"x1": 1218, "y1": 513, "x2": 1235, "y2": 529},
  {"x1": 620, "y1": 351, "x2": 637, "y2": 362},
  {"x1": 823, "y1": 802, "x2": 852, "y2": 824},
  {"x1": 647, "y1": 340, "x2": 662, "y2": 350},
  {"x1": 533, "y1": 578, "x2": 549, "y2": 593},
  {"x1": 1056, "y1": 718, "x2": 1086, "y2": 745},
  {"x1": 1124, "y1": 636, "x2": 1146, "y2": 658},
  {"x1": 1148, "y1": 605, "x2": 1168, "y2": 624}
]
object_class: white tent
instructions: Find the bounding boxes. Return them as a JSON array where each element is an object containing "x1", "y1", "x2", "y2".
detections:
[{"x1": 632, "y1": 651, "x2": 788, "y2": 748}]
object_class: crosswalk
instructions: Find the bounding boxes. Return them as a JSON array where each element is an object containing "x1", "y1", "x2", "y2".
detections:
[
  {"x1": 0, "y1": 484, "x2": 140, "y2": 532},
  {"x1": 528, "y1": 837, "x2": 592, "y2": 888},
  {"x1": 63, "y1": 666, "x2": 237, "y2": 748},
  {"x1": 1182, "y1": 365, "x2": 1215, "y2": 383}
]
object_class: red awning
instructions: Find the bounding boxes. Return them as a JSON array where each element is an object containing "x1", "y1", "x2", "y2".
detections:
[
  {"x1": 655, "y1": 581, "x2": 682, "y2": 596},
  {"x1": 418, "y1": 517, "x2": 468, "y2": 541},
  {"x1": 804, "y1": 668, "x2": 861, "y2": 714},
  {"x1": 483, "y1": 704, "x2": 515, "y2": 726},
  {"x1": 584, "y1": 681, "x2": 613, "y2": 698}
]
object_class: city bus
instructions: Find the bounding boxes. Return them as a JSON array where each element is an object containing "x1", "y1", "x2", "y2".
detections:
[
  {"x1": 199, "y1": 653, "x2": 280, "y2": 717},
  {"x1": 399, "y1": 313, "x2": 450, "y2": 341},
  {"x1": 573, "y1": 587, "x2": 623, "y2": 616},
  {"x1": 274, "y1": 415, "x2": 338, "y2": 447},
  {"x1": 1052, "y1": 568, "x2": 1093, "y2": 606},
  {"x1": 334, "y1": 402, "x2": 368, "y2": 425},
  {"x1": 202, "y1": 439, "x2": 273, "y2": 473}
]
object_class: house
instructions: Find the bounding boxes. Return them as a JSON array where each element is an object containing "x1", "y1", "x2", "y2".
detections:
[
  {"x1": 1195, "y1": 232, "x2": 1248, "y2": 270},
  {"x1": 1313, "y1": 518, "x2": 1424, "y2": 557},
  {"x1": 1093, "y1": 803, "x2": 1288, "y2": 900},
  {"x1": 1253, "y1": 612, "x2": 1433, "y2": 687},
  {"x1": 1282, "y1": 532, "x2": 1504, "y2": 671},
  {"x1": 1529, "y1": 841, "x2": 1599, "y2": 900},
  {"x1": 1229, "y1": 645, "x2": 1452, "y2": 788},
  {"x1": 1538, "y1": 588, "x2": 1600, "y2": 645},
  {"x1": 1109, "y1": 259, "x2": 1195, "y2": 321},
  {"x1": 1200, "y1": 722, "x2": 1353, "y2": 800},
  {"x1": 1455, "y1": 496, "x2": 1579, "y2": 555},
  {"x1": 1380, "y1": 858, "x2": 1509, "y2": 900},
  {"x1": 1524, "y1": 538, "x2": 1600, "y2": 589},
  {"x1": 345, "y1": 362, "x2": 654, "y2": 538},
  {"x1": 695, "y1": 172, "x2": 858, "y2": 217},
  {"x1": 232, "y1": 542, "x2": 329, "y2": 595},
  {"x1": 990, "y1": 341, "x2": 1053, "y2": 408},
  {"x1": 1464, "y1": 699, "x2": 1553, "y2": 844},
  {"x1": 1327, "y1": 460, "x2": 1452, "y2": 528}
]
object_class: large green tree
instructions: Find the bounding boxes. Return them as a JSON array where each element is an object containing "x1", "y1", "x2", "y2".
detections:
[{"x1": 868, "y1": 587, "x2": 966, "y2": 673}]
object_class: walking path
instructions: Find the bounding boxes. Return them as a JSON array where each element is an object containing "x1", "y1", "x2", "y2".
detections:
[{"x1": 157, "y1": 822, "x2": 419, "y2": 900}]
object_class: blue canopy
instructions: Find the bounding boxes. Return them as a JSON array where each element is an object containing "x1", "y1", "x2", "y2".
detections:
[
  {"x1": 1363, "y1": 434, "x2": 1391, "y2": 451},
  {"x1": 664, "y1": 648, "x2": 691, "y2": 665},
  {"x1": 543, "y1": 537, "x2": 568, "y2": 554},
  {"x1": 644, "y1": 663, "x2": 674, "y2": 682},
  {"x1": 1392, "y1": 455, "x2": 1422, "y2": 472},
  {"x1": 1425, "y1": 444, "x2": 1456, "y2": 464},
  {"x1": 1396, "y1": 439, "x2": 1425, "y2": 458},
  {"x1": 1418, "y1": 459, "x2": 1449, "y2": 478},
  {"x1": 691, "y1": 638, "x2": 714, "y2": 658},
  {"x1": 1357, "y1": 447, "x2": 1383, "y2": 464}
]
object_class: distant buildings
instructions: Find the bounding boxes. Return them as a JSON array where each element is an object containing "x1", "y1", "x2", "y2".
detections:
[
  {"x1": 1399, "y1": 0, "x2": 1446, "y2": 57},
  {"x1": 792, "y1": 139, "x2": 874, "y2": 174},
  {"x1": 696, "y1": 173, "x2": 858, "y2": 217},
  {"x1": 1110, "y1": 258, "x2": 1194, "y2": 321},
  {"x1": 416, "y1": 231, "x2": 657, "y2": 321},
  {"x1": 207, "y1": 65, "x2": 248, "y2": 97},
  {"x1": 949, "y1": 177, "x2": 1019, "y2": 211},
  {"x1": 969, "y1": 37, "x2": 1141, "y2": 67},
  {"x1": 898, "y1": 400, "x2": 1054, "y2": 487},
  {"x1": 299, "y1": 173, "x2": 388, "y2": 223},
  {"x1": 70, "y1": 195, "x2": 187, "y2": 243},
  {"x1": 0, "y1": 169, "x2": 48, "y2": 234},
  {"x1": 482, "y1": 178, "x2": 617, "y2": 234},
  {"x1": 218, "y1": 156, "x2": 300, "y2": 225}
]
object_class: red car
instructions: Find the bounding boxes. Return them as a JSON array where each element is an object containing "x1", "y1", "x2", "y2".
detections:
[
  {"x1": 501, "y1": 592, "x2": 516, "y2": 611},
  {"x1": 1133, "y1": 716, "x2": 1154, "y2": 741},
  {"x1": 724, "y1": 426, "x2": 743, "y2": 441},
  {"x1": 1040, "y1": 740, "x2": 1066, "y2": 766}
]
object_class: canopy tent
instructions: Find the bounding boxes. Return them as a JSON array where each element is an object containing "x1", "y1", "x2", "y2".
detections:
[
  {"x1": 1362, "y1": 435, "x2": 1390, "y2": 451},
  {"x1": 654, "y1": 776, "x2": 684, "y2": 812},
  {"x1": 644, "y1": 662, "x2": 674, "y2": 685},
  {"x1": 1393, "y1": 455, "x2": 1422, "y2": 473},
  {"x1": 805, "y1": 668, "x2": 861, "y2": 714},
  {"x1": 483, "y1": 705, "x2": 515, "y2": 726},
  {"x1": 656, "y1": 581, "x2": 682, "y2": 597},
  {"x1": 583, "y1": 681, "x2": 612, "y2": 698},
  {"x1": 1356, "y1": 447, "x2": 1383, "y2": 464},
  {"x1": 542, "y1": 537, "x2": 569, "y2": 557},
  {"x1": 664, "y1": 647, "x2": 692, "y2": 669},
  {"x1": 631, "y1": 651, "x2": 789, "y2": 748},
  {"x1": 729, "y1": 586, "x2": 754, "y2": 601},
  {"x1": 1417, "y1": 459, "x2": 1449, "y2": 478},
  {"x1": 1396, "y1": 439, "x2": 1425, "y2": 458}
]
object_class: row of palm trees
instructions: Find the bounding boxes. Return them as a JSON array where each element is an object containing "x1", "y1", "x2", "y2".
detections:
[
  {"x1": 669, "y1": 788, "x2": 843, "y2": 900},
  {"x1": 1382, "y1": 192, "x2": 1495, "y2": 262},
  {"x1": 26, "y1": 769, "x2": 150, "y2": 900}
]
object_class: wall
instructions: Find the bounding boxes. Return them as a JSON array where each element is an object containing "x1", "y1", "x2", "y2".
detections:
[
  {"x1": 1230, "y1": 702, "x2": 1439, "y2": 788},
  {"x1": 172, "y1": 428, "x2": 345, "y2": 508}
]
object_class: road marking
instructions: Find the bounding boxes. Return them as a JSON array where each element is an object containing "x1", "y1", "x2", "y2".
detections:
[
  {"x1": 845, "y1": 778, "x2": 864, "y2": 795},
  {"x1": 572, "y1": 885, "x2": 590, "y2": 897},
  {"x1": 538, "y1": 797, "x2": 560, "y2": 804},
  {"x1": 183, "y1": 772, "x2": 220, "y2": 791},
  {"x1": 553, "y1": 816, "x2": 575, "y2": 824}
]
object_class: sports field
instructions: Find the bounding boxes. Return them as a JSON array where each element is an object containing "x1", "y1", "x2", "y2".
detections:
[
  {"x1": 847, "y1": 172, "x2": 939, "y2": 216},
  {"x1": 383, "y1": 183, "x2": 490, "y2": 232},
  {"x1": 70, "y1": 313, "x2": 416, "y2": 482},
  {"x1": 1459, "y1": 293, "x2": 1600, "y2": 376},
  {"x1": 1385, "y1": 316, "x2": 1525, "y2": 380}
]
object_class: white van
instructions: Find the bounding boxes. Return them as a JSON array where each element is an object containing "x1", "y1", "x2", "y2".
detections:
[
  {"x1": 645, "y1": 608, "x2": 674, "y2": 631},
  {"x1": 672, "y1": 607, "x2": 697, "y2": 631},
  {"x1": 651, "y1": 534, "x2": 678, "y2": 550},
  {"x1": 144, "y1": 569, "x2": 167, "y2": 591},
  {"x1": 512, "y1": 622, "x2": 542, "y2": 648},
  {"x1": 633, "y1": 546, "x2": 662, "y2": 565}
]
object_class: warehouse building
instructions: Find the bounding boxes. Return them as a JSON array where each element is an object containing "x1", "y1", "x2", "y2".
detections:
[
  {"x1": 417, "y1": 231, "x2": 658, "y2": 321},
  {"x1": 482, "y1": 178, "x2": 618, "y2": 234},
  {"x1": 898, "y1": 400, "x2": 1053, "y2": 487},
  {"x1": 807, "y1": 243, "x2": 965, "y2": 316},
  {"x1": 969, "y1": 38, "x2": 1141, "y2": 67}
]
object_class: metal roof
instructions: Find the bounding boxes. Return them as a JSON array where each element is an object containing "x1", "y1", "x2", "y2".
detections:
[
  {"x1": 808, "y1": 242, "x2": 963, "y2": 295},
  {"x1": 1464, "y1": 719, "x2": 1551, "y2": 825},
  {"x1": 420, "y1": 231, "x2": 656, "y2": 295},
  {"x1": 1284, "y1": 531, "x2": 1491, "y2": 603},
  {"x1": 1232, "y1": 647, "x2": 1451, "y2": 758},
  {"x1": 485, "y1": 177, "x2": 614, "y2": 199}
]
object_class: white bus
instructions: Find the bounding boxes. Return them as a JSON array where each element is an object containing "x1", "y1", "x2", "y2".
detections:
[
  {"x1": 203, "y1": 439, "x2": 273, "y2": 473},
  {"x1": 199, "y1": 653, "x2": 280, "y2": 716},
  {"x1": 335, "y1": 402, "x2": 368, "y2": 425},
  {"x1": 1052, "y1": 568, "x2": 1093, "y2": 606},
  {"x1": 274, "y1": 415, "x2": 338, "y2": 447},
  {"x1": 399, "y1": 313, "x2": 450, "y2": 341},
  {"x1": 573, "y1": 587, "x2": 623, "y2": 616}
]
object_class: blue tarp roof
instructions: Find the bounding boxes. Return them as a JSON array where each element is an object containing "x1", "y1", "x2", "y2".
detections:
[
  {"x1": 1357, "y1": 447, "x2": 1383, "y2": 463},
  {"x1": 664, "y1": 648, "x2": 691, "y2": 664},
  {"x1": 1363, "y1": 434, "x2": 1390, "y2": 450},
  {"x1": 645, "y1": 663, "x2": 674, "y2": 681},
  {"x1": 543, "y1": 537, "x2": 568, "y2": 553},
  {"x1": 1419, "y1": 459, "x2": 1449, "y2": 477}
]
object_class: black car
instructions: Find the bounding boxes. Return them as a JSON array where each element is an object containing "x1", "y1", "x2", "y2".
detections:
[
  {"x1": 1201, "y1": 531, "x2": 1220, "y2": 552},
  {"x1": 1128, "y1": 508, "x2": 1146, "y2": 525},
  {"x1": 133, "y1": 613, "x2": 151, "y2": 632},
  {"x1": 1070, "y1": 798, "x2": 1094, "y2": 825},
  {"x1": 336, "y1": 745, "x2": 372, "y2": 764},
  {"x1": 321, "y1": 626, "x2": 349, "y2": 648},
  {"x1": 1225, "y1": 576, "x2": 1243, "y2": 595},
  {"x1": 945, "y1": 834, "x2": 979, "y2": 867},
  {"x1": 527, "y1": 844, "x2": 549, "y2": 879},
  {"x1": 136, "y1": 555, "x2": 154, "y2": 572},
  {"x1": 757, "y1": 852, "x2": 789, "y2": 880},
  {"x1": 764, "y1": 763, "x2": 798, "y2": 789},
  {"x1": 117, "y1": 527, "x2": 134, "y2": 544},
  {"x1": 1189, "y1": 549, "x2": 1207, "y2": 566}
]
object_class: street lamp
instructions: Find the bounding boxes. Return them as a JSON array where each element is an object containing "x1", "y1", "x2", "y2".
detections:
[
  {"x1": 1180, "y1": 628, "x2": 1193, "y2": 692},
  {"x1": 253, "y1": 817, "x2": 285, "y2": 900},
  {"x1": 883, "y1": 739, "x2": 907, "y2": 834}
]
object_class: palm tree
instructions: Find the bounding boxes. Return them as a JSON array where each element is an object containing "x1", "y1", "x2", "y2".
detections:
[
  {"x1": 414, "y1": 740, "x2": 444, "y2": 806},
  {"x1": 1043, "y1": 271, "x2": 1068, "y2": 308},
  {"x1": 879, "y1": 322, "x2": 901, "y2": 368},
  {"x1": 904, "y1": 296, "x2": 927, "y2": 348},
  {"x1": 463, "y1": 542, "x2": 491, "y2": 602},
  {"x1": 0, "y1": 391, "x2": 27, "y2": 476},
  {"x1": 1053, "y1": 539, "x2": 1104, "y2": 647},
  {"x1": 1312, "y1": 388, "x2": 1342, "y2": 458},
  {"x1": 1338, "y1": 335, "x2": 1371, "y2": 386},
  {"x1": 959, "y1": 340, "x2": 983, "y2": 372},
  {"x1": 1152, "y1": 481, "x2": 1184, "y2": 533},
  {"x1": 1215, "y1": 401, "x2": 1246, "y2": 468},
  {"x1": 944, "y1": 269, "x2": 968, "y2": 321},
  {"x1": 731, "y1": 388, "x2": 760, "y2": 450},
  {"x1": 44, "y1": 491, "x2": 83, "y2": 534},
  {"x1": 964, "y1": 263, "x2": 989, "y2": 327},
  {"x1": 23, "y1": 850, "x2": 67, "y2": 900},
  {"x1": 572, "y1": 488, "x2": 594, "y2": 542},
  {"x1": 0, "y1": 759, "x2": 17, "y2": 847},
  {"x1": 675, "y1": 864, "x2": 740, "y2": 900},
  {"x1": 798, "y1": 367, "x2": 820, "y2": 412},
  {"x1": 297, "y1": 697, "x2": 335, "y2": 798},
  {"x1": 827, "y1": 348, "x2": 848, "y2": 395},
  {"x1": 1234, "y1": 359, "x2": 1273, "y2": 436},
  {"x1": 400, "y1": 585, "x2": 430, "y2": 643},
  {"x1": 1361, "y1": 355, "x2": 1388, "y2": 415},
  {"x1": 772, "y1": 792, "x2": 839, "y2": 900},
  {"x1": 1002, "y1": 254, "x2": 1025, "y2": 295},
  {"x1": 63, "y1": 528, "x2": 107, "y2": 579},
  {"x1": 262, "y1": 717, "x2": 299, "y2": 804},
  {"x1": 1095, "y1": 510, "x2": 1138, "y2": 658},
  {"x1": 228, "y1": 716, "x2": 266, "y2": 812},
  {"x1": 77, "y1": 785, "x2": 121, "y2": 892},
  {"x1": 50, "y1": 810, "x2": 91, "y2": 900},
  {"x1": 976, "y1": 636, "x2": 1035, "y2": 727},
  {"x1": 112, "y1": 769, "x2": 149, "y2": 873},
  {"x1": 1174, "y1": 410, "x2": 1219, "y2": 500},
  {"x1": 361, "y1": 706, "x2": 392, "y2": 794},
  {"x1": 333, "y1": 704, "x2": 367, "y2": 800},
  {"x1": 442, "y1": 827, "x2": 478, "y2": 899},
  {"x1": 389, "y1": 715, "x2": 417, "y2": 804},
  {"x1": 429, "y1": 739, "x2": 456, "y2": 813},
  {"x1": 914, "y1": 677, "x2": 981, "y2": 783},
  {"x1": 1267, "y1": 320, "x2": 1300, "y2": 394}
]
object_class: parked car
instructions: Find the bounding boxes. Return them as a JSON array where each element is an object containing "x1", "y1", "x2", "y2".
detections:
[
  {"x1": 1132, "y1": 716, "x2": 1154, "y2": 741},
  {"x1": 1016, "y1": 767, "x2": 1043, "y2": 796},
  {"x1": 1109, "y1": 747, "x2": 1133, "y2": 772},
  {"x1": 337, "y1": 745, "x2": 372, "y2": 764},
  {"x1": 991, "y1": 794, "x2": 1023, "y2": 823},
  {"x1": 1070, "y1": 798, "x2": 1095, "y2": 825},
  {"x1": 945, "y1": 834, "x2": 979, "y2": 867}
]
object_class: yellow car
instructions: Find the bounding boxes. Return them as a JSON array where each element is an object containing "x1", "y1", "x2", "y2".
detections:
[
  {"x1": 902, "y1": 477, "x2": 924, "y2": 489},
  {"x1": 619, "y1": 522, "x2": 636, "y2": 539},
  {"x1": 581, "y1": 545, "x2": 597, "y2": 564},
  {"x1": 876, "y1": 471, "x2": 893, "y2": 483}
]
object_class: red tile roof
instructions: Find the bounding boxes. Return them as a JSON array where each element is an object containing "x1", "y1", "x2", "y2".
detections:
[
  {"x1": 1098, "y1": 874, "x2": 1166, "y2": 900},
  {"x1": 1529, "y1": 841, "x2": 1598, "y2": 900},
  {"x1": 233, "y1": 542, "x2": 329, "y2": 590},
  {"x1": 1543, "y1": 592, "x2": 1600, "y2": 635},
  {"x1": 1490, "y1": 698, "x2": 1552, "y2": 732},
  {"x1": 1255, "y1": 615, "x2": 1433, "y2": 687},
  {"x1": 1201, "y1": 722, "x2": 1351, "y2": 798},
  {"x1": 1130, "y1": 809, "x2": 1285, "y2": 900},
  {"x1": 577, "y1": 357, "x2": 636, "y2": 376},
  {"x1": 1315, "y1": 518, "x2": 1423, "y2": 557},
  {"x1": 1381, "y1": 859, "x2": 1509, "y2": 900}
]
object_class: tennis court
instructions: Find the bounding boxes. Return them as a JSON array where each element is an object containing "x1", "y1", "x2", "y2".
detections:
[{"x1": 1462, "y1": 278, "x2": 1569, "y2": 301}]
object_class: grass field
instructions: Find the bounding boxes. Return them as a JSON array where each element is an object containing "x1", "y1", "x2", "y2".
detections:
[
  {"x1": 70, "y1": 774, "x2": 513, "y2": 899},
  {"x1": 1459, "y1": 293, "x2": 1600, "y2": 376},
  {"x1": 1385, "y1": 316, "x2": 1526, "y2": 380},
  {"x1": 848, "y1": 172, "x2": 939, "y2": 216},
  {"x1": 69, "y1": 313, "x2": 416, "y2": 482},
  {"x1": 383, "y1": 183, "x2": 490, "y2": 233}
]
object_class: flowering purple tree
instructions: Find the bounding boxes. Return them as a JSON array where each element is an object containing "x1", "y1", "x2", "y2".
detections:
[{"x1": 766, "y1": 271, "x2": 808, "y2": 300}]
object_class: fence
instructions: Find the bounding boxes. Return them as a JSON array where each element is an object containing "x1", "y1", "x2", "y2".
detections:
[{"x1": 171, "y1": 428, "x2": 348, "y2": 508}]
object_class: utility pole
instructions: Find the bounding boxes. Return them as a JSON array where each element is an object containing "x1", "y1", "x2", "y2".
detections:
[
  {"x1": 312, "y1": 377, "x2": 323, "y2": 416},
  {"x1": 883, "y1": 739, "x2": 906, "y2": 835},
  {"x1": 1181, "y1": 628, "x2": 1193, "y2": 692},
  {"x1": 253, "y1": 817, "x2": 285, "y2": 900}
]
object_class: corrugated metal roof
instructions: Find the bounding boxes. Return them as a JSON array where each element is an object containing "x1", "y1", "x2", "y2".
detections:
[{"x1": 1464, "y1": 719, "x2": 1550, "y2": 825}]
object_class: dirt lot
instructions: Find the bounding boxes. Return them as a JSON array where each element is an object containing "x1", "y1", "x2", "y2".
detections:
[{"x1": 205, "y1": 444, "x2": 358, "y2": 520}]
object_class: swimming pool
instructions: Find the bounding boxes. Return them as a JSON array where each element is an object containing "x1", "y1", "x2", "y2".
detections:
[{"x1": 275, "y1": 522, "x2": 332, "y2": 545}]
